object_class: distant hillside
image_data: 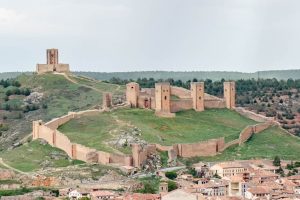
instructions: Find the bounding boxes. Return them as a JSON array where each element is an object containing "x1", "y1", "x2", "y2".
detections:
[
  {"x1": 74, "y1": 69, "x2": 300, "y2": 81},
  {"x1": 0, "y1": 72, "x2": 31, "y2": 80},
  {"x1": 1, "y1": 69, "x2": 300, "y2": 81}
]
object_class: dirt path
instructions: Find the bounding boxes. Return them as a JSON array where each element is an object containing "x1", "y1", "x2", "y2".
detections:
[{"x1": 0, "y1": 157, "x2": 28, "y2": 175}]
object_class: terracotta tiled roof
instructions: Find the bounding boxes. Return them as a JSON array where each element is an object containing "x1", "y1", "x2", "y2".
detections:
[
  {"x1": 90, "y1": 190, "x2": 115, "y2": 197},
  {"x1": 247, "y1": 186, "x2": 271, "y2": 194},
  {"x1": 123, "y1": 193, "x2": 161, "y2": 200}
]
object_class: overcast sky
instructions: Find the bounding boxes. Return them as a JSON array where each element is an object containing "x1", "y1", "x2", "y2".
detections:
[{"x1": 0, "y1": 0, "x2": 300, "y2": 72}]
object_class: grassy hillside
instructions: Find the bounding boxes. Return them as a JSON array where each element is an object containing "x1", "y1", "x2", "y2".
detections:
[
  {"x1": 0, "y1": 140, "x2": 83, "y2": 172},
  {"x1": 0, "y1": 73, "x2": 125, "y2": 151},
  {"x1": 181, "y1": 126, "x2": 300, "y2": 163},
  {"x1": 58, "y1": 108, "x2": 257, "y2": 153}
]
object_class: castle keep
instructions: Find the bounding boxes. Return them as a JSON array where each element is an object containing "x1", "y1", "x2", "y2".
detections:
[
  {"x1": 126, "y1": 81, "x2": 236, "y2": 117},
  {"x1": 36, "y1": 49, "x2": 70, "y2": 74}
]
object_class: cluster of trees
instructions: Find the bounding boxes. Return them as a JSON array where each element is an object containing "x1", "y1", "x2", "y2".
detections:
[
  {"x1": 0, "y1": 79, "x2": 21, "y2": 88},
  {"x1": 108, "y1": 77, "x2": 300, "y2": 97},
  {"x1": 5, "y1": 88, "x2": 31, "y2": 97},
  {"x1": 75, "y1": 70, "x2": 300, "y2": 82},
  {"x1": 273, "y1": 156, "x2": 299, "y2": 177}
]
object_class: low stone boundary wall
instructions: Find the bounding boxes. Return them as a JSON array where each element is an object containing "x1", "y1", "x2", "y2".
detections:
[{"x1": 234, "y1": 107, "x2": 274, "y2": 122}]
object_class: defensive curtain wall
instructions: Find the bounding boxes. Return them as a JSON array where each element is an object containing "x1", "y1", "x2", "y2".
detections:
[
  {"x1": 32, "y1": 98, "x2": 276, "y2": 169},
  {"x1": 126, "y1": 81, "x2": 236, "y2": 118}
]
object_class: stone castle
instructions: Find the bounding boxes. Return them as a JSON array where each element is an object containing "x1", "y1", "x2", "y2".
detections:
[
  {"x1": 126, "y1": 81, "x2": 236, "y2": 117},
  {"x1": 36, "y1": 49, "x2": 70, "y2": 74}
]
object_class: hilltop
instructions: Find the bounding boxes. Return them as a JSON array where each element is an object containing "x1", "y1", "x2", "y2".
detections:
[
  {"x1": 0, "y1": 73, "x2": 125, "y2": 150},
  {"x1": 58, "y1": 108, "x2": 257, "y2": 154}
]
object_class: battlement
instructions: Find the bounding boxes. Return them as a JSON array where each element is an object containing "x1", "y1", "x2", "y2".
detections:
[{"x1": 125, "y1": 81, "x2": 236, "y2": 117}]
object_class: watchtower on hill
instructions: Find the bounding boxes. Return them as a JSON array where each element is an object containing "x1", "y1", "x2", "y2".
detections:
[{"x1": 36, "y1": 49, "x2": 70, "y2": 74}]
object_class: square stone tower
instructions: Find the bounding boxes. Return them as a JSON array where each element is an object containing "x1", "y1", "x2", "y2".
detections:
[
  {"x1": 155, "y1": 82, "x2": 171, "y2": 113},
  {"x1": 36, "y1": 49, "x2": 70, "y2": 74},
  {"x1": 126, "y1": 82, "x2": 140, "y2": 108},
  {"x1": 223, "y1": 81, "x2": 236, "y2": 109},
  {"x1": 47, "y1": 49, "x2": 59, "y2": 64},
  {"x1": 191, "y1": 82, "x2": 205, "y2": 112}
]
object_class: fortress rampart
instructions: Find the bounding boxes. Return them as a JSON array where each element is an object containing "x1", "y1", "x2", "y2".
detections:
[
  {"x1": 33, "y1": 109, "x2": 132, "y2": 167},
  {"x1": 32, "y1": 91, "x2": 276, "y2": 169}
]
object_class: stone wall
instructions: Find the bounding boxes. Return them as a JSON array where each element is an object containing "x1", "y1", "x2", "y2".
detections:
[
  {"x1": 170, "y1": 99, "x2": 193, "y2": 113},
  {"x1": 239, "y1": 122, "x2": 273, "y2": 145},
  {"x1": 36, "y1": 64, "x2": 70, "y2": 74},
  {"x1": 174, "y1": 138, "x2": 225, "y2": 157},
  {"x1": 170, "y1": 86, "x2": 191, "y2": 98},
  {"x1": 239, "y1": 126, "x2": 254, "y2": 145},
  {"x1": 33, "y1": 109, "x2": 135, "y2": 167},
  {"x1": 204, "y1": 99, "x2": 226, "y2": 108},
  {"x1": 234, "y1": 107, "x2": 274, "y2": 122},
  {"x1": 55, "y1": 131, "x2": 73, "y2": 158},
  {"x1": 33, "y1": 105, "x2": 274, "y2": 168}
]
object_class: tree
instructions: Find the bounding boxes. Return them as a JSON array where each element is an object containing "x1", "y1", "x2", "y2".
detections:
[
  {"x1": 273, "y1": 156, "x2": 281, "y2": 166},
  {"x1": 213, "y1": 172, "x2": 221, "y2": 179},
  {"x1": 165, "y1": 171, "x2": 177, "y2": 180}
]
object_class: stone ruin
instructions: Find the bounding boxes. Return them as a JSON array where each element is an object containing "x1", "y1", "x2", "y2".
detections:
[{"x1": 36, "y1": 49, "x2": 70, "y2": 74}]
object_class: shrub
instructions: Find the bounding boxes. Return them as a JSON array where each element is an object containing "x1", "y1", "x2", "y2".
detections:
[
  {"x1": 165, "y1": 171, "x2": 177, "y2": 180},
  {"x1": 167, "y1": 181, "x2": 177, "y2": 192}
]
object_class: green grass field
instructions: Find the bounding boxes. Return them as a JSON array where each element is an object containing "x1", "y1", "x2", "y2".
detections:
[
  {"x1": 17, "y1": 73, "x2": 124, "y2": 121},
  {"x1": 58, "y1": 108, "x2": 257, "y2": 153},
  {"x1": 181, "y1": 126, "x2": 300, "y2": 163},
  {"x1": 0, "y1": 140, "x2": 83, "y2": 172}
]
